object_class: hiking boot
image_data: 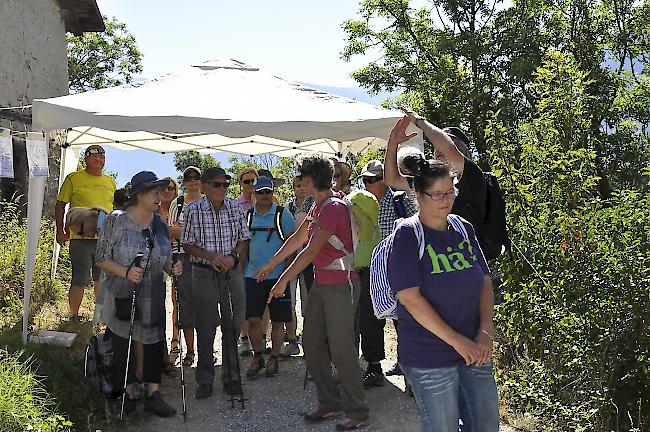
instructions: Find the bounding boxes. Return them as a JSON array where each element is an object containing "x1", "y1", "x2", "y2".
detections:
[
  {"x1": 144, "y1": 391, "x2": 176, "y2": 417},
  {"x1": 194, "y1": 383, "x2": 213, "y2": 399},
  {"x1": 280, "y1": 340, "x2": 300, "y2": 357},
  {"x1": 238, "y1": 337, "x2": 252, "y2": 357},
  {"x1": 385, "y1": 362, "x2": 403, "y2": 376},
  {"x1": 362, "y1": 370, "x2": 386, "y2": 389},
  {"x1": 246, "y1": 356, "x2": 265, "y2": 379},
  {"x1": 122, "y1": 396, "x2": 138, "y2": 416},
  {"x1": 265, "y1": 356, "x2": 279, "y2": 377}
]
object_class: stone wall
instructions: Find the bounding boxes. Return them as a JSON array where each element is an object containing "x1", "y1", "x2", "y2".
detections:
[{"x1": 0, "y1": 0, "x2": 69, "y2": 216}]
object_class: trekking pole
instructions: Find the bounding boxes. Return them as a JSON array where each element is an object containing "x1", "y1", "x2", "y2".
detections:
[
  {"x1": 217, "y1": 272, "x2": 246, "y2": 409},
  {"x1": 171, "y1": 250, "x2": 187, "y2": 422},
  {"x1": 119, "y1": 252, "x2": 144, "y2": 421}
]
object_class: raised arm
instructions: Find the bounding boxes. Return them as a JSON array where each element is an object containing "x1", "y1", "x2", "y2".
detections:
[
  {"x1": 384, "y1": 116, "x2": 418, "y2": 191},
  {"x1": 401, "y1": 108, "x2": 466, "y2": 176}
]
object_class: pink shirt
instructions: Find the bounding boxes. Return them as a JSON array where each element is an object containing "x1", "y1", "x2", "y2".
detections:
[
  {"x1": 237, "y1": 195, "x2": 253, "y2": 212},
  {"x1": 308, "y1": 197, "x2": 359, "y2": 285}
]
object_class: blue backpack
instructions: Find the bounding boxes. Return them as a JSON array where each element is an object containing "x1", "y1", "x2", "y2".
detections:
[{"x1": 369, "y1": 214, "x2": 470, "y2": 319}]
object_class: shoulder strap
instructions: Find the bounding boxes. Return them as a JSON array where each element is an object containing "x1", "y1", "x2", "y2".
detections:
[
  {"x1": 274, "y1": 205, "x2": 287, "y2": 242},
  {"x1": 176, "y1": 195, "x2": 185, "y2": 213},
  {"x1": 412, "y1": 217, "x2": 425, "y2": 259},
  {"x1": 246, "y1": 208, "x2": 254, "y2": 229},
  {"x1": 447, "y1": 214, "x2": 470, "y2": 243},
  {"x1": 392, "y1": 190, "x2": 407, "y2": 218}
]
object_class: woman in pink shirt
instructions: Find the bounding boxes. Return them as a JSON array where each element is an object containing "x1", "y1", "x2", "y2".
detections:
[{"x1": 256, "y1": 153, "x2": 369, "y2": 431}]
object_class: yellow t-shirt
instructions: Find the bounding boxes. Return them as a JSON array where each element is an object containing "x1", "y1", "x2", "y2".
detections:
[{"x1": 58, "y1": 170, "x2": 116, "y2": 239}]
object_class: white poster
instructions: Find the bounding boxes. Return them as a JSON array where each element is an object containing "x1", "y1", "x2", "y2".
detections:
[
  {"x1": 0, "y1": 131, "x2": 13, "y2": 178},
  {"x1": 27, "y1": 133, "x2": 49, "y2": 177}
]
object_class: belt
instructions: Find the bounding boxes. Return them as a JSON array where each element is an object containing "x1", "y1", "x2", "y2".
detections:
[{"x1": 191, "y1": 262, "x2": 213, "y2": 270}]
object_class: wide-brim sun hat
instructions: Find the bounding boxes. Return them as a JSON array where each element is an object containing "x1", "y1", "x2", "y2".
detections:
[
  {"x1": 127, "y1": 170, "x2": 170, "y2": 198},
  {"x1": 258, "y1": 168, "x2": 285, "y2": 187}
]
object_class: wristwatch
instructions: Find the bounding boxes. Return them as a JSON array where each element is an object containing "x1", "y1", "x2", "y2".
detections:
[{"x1": 229, "y1": 252, "x2": 240, "y2": 268}]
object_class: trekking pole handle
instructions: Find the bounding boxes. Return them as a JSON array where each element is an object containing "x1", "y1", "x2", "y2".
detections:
[
  {"x1": 133, "y1": 252, "x2": 144, "y2": 268},
  {"x1": 172, "y1": 252, "x2": 179, "y2": 265}
]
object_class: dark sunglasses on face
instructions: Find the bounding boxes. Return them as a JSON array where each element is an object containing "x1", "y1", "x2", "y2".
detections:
[
  {"x1": 363, "y1": 176, "x2": 383, "y2": 184},
  {"x1": 207, "y1": 181, "x2": 230, "y2": 189},
  {"x1": 184, "y1": 175, "x2": 200, "y2": 181},
  {"x1": 255, "y1": 189, "x2": 273, "y2": 195}
]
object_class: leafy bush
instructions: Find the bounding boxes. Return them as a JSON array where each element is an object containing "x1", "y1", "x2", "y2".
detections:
[
  {"x1": 0, "y1": 200, "x2": 70, "y2": 330},
  {"x1": 0, "y1": 347, "x2": 72, "y2": 431},
  {"x1": 487, "y1": 52, "x2": 649, "y2": 430}
]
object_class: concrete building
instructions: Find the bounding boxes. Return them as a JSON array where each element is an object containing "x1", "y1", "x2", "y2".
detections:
[{"x1": 0, "y1": 0, "x2": 103, "y2": 213}]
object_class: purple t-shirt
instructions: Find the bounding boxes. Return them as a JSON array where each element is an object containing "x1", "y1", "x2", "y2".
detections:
[{"x1": 387, "y1": 215, "x2": 489, "y2": 368}]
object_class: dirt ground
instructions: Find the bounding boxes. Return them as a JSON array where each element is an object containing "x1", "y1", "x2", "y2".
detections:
[{"x1": 130, "y1": 281, "x2": 514, "y2": 432}]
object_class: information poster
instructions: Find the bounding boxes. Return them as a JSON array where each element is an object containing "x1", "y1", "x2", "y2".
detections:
[
  {"x1": 0, "y1": 131, "x2": 13, "y2": 178},
  {"x1": 27, "y1": 133, "x2": 49, "y2": 177}
]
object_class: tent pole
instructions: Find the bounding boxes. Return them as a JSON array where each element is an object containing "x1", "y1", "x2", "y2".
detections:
[{"x1": 23, "y1": 175, "x2": 46, "y2": 344}]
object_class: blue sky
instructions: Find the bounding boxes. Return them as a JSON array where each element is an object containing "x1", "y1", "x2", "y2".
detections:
[{"x1": 94, "y1": 0, "x2": 393, "y2": 187}]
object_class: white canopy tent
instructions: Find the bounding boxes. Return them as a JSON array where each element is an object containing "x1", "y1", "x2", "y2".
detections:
[{"x1": 25, "y1": 58, "x2": 419, "y2": 343}]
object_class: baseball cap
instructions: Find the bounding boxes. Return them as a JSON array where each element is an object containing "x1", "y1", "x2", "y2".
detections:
[
  {"x1": 359, "y1": 160, "x2": 384, "y2": 178},
  {"x1": 201, "y1": 167, "x2": 231, "y2": 182},
  {"x1": 257, "y1": 168, "x2": 286, "y2": 187},
  {"x1": 254, "y1": 176, "x2": 274, "y2": 192},
  {"x1": 84, "y1": 145, "x2": 105, "y2": 158}
]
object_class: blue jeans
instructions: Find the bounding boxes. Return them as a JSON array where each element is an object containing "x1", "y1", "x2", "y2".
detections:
[{"x1": 401, "y1": 362, "x2": 499, "y2": 432}]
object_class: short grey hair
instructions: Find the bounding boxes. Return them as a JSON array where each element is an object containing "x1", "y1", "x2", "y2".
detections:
[{"x1": 397, "y1": 146, "x2": 425, "y2": 175}]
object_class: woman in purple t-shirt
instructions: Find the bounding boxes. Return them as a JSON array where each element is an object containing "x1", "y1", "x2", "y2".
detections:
[
  {"x1": 387, "y1": 156, "x2": 499, "y2": 432},
  {"x1": 255, "y1": 153, "x2": 369, "y2": 431}
]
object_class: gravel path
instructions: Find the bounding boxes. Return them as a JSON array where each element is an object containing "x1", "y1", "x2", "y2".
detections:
[{"x1": 131, "y1": 281, "x2": 513, "y2": 432}]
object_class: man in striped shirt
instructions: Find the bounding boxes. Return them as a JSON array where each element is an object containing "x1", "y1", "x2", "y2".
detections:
[{"x1": 182, "y1": 167, "x2": 251, "y2": 400}]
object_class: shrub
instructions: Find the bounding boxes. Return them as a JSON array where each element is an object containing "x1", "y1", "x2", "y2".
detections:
[
  {"x1": 487, "y1": 52, "x2": 650, "y2": 430},
  {"x1": 0, "y1": 347, "x2": 72, "y2": 431}
]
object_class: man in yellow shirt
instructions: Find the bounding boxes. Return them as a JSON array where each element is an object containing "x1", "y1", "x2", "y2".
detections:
[{"x1": 55, "y1": 145, "x2": 116, "y2": 319}]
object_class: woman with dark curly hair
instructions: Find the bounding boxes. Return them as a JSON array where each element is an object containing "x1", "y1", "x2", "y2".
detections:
[
  {"x1": 387, "y1": 156, "x2": 499, "y2": 432},
  {"x1": 255, "y1": 153, "x2": 369, "y2": 431}
]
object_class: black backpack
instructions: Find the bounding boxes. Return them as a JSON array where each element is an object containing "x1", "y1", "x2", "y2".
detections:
[
  {"x1": 84, "y1": 331, "x2": 119, "y2": 398},
  {"x1": 392, "y1": 190, "x2": 408, "y2": 219},
  {"x1": 481, "y1": 172, "x2": 510, "y2": 261},
  {"x1": 246, "y1": 205, "x2": 288, "y2": 242}
]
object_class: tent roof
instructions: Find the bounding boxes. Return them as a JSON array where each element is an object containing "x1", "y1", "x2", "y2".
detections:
[{"x1": 33, "y1": 58, "x2": 407, "y2": 156}]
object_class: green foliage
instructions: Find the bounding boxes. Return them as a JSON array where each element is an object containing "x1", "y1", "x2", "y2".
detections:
[
  {"x1": 342, "y1": 0, "x2": 650, "y2": 189},
  {"x1": 67, "y1": 16, "x2": 143, "y2": 94},
  {"x1": 486, "y1": 52, "x2": 649, "y2": 430},
  {"x1": 0, "y1": 201, "x2": 70, "y2": 330},
  {"x1": 172, "y1": 150, "x2": 221, "y2": 187},
  {"x1": 0, "y1": 348, "x2": 72, "y2": 431},
  {"x1": 226, "y1": 155, "x2": 296, "y2": 205}
]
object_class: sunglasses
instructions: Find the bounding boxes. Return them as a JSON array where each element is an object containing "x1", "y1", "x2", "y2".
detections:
[
  {"x1": 241, "y1": 179, "x2": 256, "y2": 185},
  {"x1": 184, "y1": 175, "x2": 200, "y2": 181},
  {"x1": 363, "y1": 176, "x2": 383, "y2": 184},
  {"x1": 207, "y1": 181, "x2": 230, "y2": 189},
  {"x1": 85, "y1": 148, "x2": 105, "y2": 156},
  {"x1": 255, "y1": 189, "x2": 273, "y2": 195}
]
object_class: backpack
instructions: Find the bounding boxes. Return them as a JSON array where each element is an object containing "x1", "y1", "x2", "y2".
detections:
[
  {"x1": 369, "y1": 214, "x2": 470, "y2": 320},
  {"x1": 246, "y1": 205, "x2": 289, "y2": 242},
  {"x1": 84, "y1": 331, "x2": 118, "y2": 398},
  {"x1": 481, "y1": 172, "x2": 509, "y2": 261},
  {"x1": 392, "y1": 190, "x2": 408, "y2": 219}
]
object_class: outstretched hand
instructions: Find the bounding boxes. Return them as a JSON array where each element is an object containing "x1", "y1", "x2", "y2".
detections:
[
  {"x1": 254, "y1": 261, "x2": 275, "y2": 282},
  {"x1": 389, "y1": 115, "x2": 418, "y2": 145}
]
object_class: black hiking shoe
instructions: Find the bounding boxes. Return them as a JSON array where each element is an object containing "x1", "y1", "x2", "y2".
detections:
[
  {"x1": 122, "y1": 396, "x2": 138, "y2": 416},
  {"x1": 362, "y1": 370, "x2": 386, "y2": 389},
  {"x1": 385, "y1": 362, "x2": 403, "y2": 376},
  {"x1": 144, "y1": 391, "x2": 176, "y2": 417}
]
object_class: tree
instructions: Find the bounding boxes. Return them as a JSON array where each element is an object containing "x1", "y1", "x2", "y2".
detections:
[
  {"x1": 173, "y1": 151, "x2": 220, "y2": 179},
  {"x1": 67, "y1": 16, "x2": 143, "y2": 94}
]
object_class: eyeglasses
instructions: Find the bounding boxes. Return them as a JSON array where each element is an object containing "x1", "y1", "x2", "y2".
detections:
[
  {"x1": 422, "y1": 188, "x2": 458, "y2": 202},
  {"x1": 362, "y1": 176, "x2": 383, "y2": 185},
  {"x1": 241, "y1": 179, "x2": 256, "y2": 185},
  {"x1": 184, "y1": 175, "x2": 200, "y2": 181},
  {"x1": 207, "y1": 181, "x2": 230, "y2": 189},
  {"x1": 255, "y1": 189, "x2": 273, "y2": 195}
]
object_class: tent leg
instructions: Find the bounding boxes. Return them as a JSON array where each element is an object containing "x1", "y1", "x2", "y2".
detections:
[{"x1": 22, "y1": 176, "x2": 46, "y2": 344}]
